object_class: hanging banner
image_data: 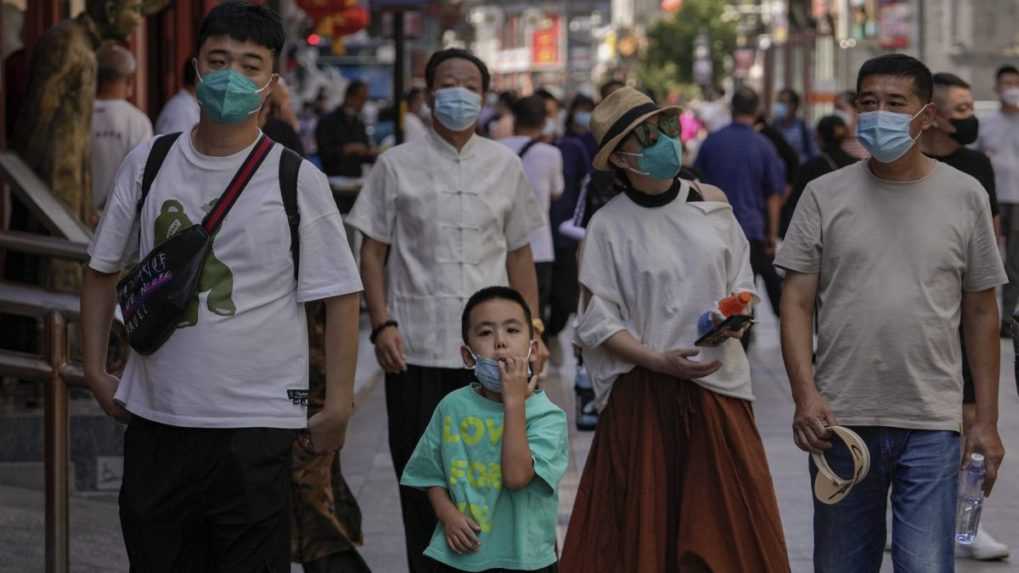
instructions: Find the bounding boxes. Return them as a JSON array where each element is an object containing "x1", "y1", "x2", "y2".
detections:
[
  {"x1": 878, "y1": 0, "x2": 910, "y2": 49},
  {"x1": 532, "y1": 14, "x2": 561, "y2": 67}
]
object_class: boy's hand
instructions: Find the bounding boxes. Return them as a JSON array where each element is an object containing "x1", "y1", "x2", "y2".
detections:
[
  {"x1": 499, "y1": 356, "x2": 537, "y2": 404},
  {"x1": 439, "y1": 507, "x2": 482, "y2": 554}
]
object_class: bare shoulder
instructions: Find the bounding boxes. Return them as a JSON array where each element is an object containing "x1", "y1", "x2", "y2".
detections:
[{"x1": 696, "y1": 182, "x2": 729, "y2": 203}]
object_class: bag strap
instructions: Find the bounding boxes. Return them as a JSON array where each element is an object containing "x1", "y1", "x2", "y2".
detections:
[
  {"x1": 518, "y1": 138, "x2": 540, "y2": 159},
  {"x1": 138, "y1": 132, "x2": 182, "y2": 212},
  {"x1": 278, "y1": 147, "x2": 302, "y2": 280},
  {"x1": 201, "y1": 135, "x2": 274, "y2": 234}
]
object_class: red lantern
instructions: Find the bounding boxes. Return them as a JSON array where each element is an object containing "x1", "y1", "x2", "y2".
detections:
[{"x1": 296, "y1": 0, "x2": 361, "y2": 23}]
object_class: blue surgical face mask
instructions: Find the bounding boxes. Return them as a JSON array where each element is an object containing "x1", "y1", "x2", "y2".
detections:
[
  {"x1": 619, "y1": 134, "x2": 683, "y2": 180},
  {"x1": 772, "y1": 102, "x2": 789, "y2": 120},
  {"x1": 194, "y1": 61, "x2": 273, "y2": 124},
  {"x1": 574, "y1": 111, "x2": 592, "y2": 130},
  {"x1": 465, "y1": 344, "x2": 534, "y2": 394},
  {"x1": 856, "y1": 106, "x2": 929, "y2": 163},
  {"x1": 433, "y1": 87, "x2": 482, "y2": 131}
]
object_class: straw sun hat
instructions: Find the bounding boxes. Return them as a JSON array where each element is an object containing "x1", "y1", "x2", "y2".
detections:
[{"x1": 591, "y1": 87, "x2": 681, "y2": 171}]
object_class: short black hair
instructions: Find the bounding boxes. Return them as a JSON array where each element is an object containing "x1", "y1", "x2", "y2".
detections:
[
  {"x1": 198, "y1": 1, "x2": 284, "y2": 55},
  {"x1": 600, "y1": 79, "x2": 625, "y2": 100},
  {"x1": 406, "y1": 87, "x2": 423, "y2": 103},
  {"x1": 182, "y1": 56, "x2": 197, "y2": 87},
  {"x1": 778, "y1": 88, "x2": 800, "y2": 108},
  {"x1": 534, "y1": 88, "x2": 559, "y2": 105},
  {"x1": 345, "y1": 80, "x2": 367, "y2": 101},
  {"x1": 815, "y1": 114, "x2": 847, "y2": 148},
  {"x1": 933, "y1": 72, "x2": 970, "y2": 90},
  {"x1": 856, "y1": 53, "x2": 932, "y2": 102},
  {"x1": 996, "y1": 65, "x2": 1019, "y2": 83},
  {"x1": 511, "y1": 95, "x2": 548, "y2": 130},
  {"x1": 731, "y1": 86, "x2": 760, "y2": 116},
  {"x1": 461, "y1": 286, "x2": 533, "y2": 343},
  {"x1": 425, "y1": 48, "x2": 491, "y2": 93}
]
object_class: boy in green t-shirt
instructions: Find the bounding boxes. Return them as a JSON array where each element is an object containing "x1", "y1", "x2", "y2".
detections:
[{"x1": 400, "y1": 286, "x2": 569, "y2": 573}]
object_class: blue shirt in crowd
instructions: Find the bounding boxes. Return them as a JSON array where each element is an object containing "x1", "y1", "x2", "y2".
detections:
[
  {"x1": 777, "y1": 118, "x2": 816, "y2": 164},
  {"x1": 694, "y1": 122, "x2": 785, "y2": 241}
]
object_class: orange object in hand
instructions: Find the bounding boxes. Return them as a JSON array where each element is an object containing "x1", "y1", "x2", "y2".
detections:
[{"x1": 718, "y1": 291, "x2": 753, "y2": 317}]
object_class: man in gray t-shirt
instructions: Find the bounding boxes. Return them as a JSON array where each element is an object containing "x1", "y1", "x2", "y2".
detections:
[{"x1": 777, "y1": 54, "x2": 1006, "y2": 571}]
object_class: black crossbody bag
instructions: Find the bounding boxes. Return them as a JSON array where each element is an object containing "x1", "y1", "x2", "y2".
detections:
[{"x1": 117, "y1": 135, "x2": 275, "y2": 355}]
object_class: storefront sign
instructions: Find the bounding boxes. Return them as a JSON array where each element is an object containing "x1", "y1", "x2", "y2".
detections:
[{"x1": 532, "y1": 14, "x2": 560, "y2": 67}]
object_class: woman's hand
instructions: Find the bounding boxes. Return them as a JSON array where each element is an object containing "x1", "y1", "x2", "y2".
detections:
[{"x1": 652, "y1": 348, "x2": 722, "y2": 380}]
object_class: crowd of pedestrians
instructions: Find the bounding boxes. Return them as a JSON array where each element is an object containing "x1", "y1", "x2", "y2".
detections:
[{"x1": 64, "y1": 1, "x2": 1019, "y2": 571}]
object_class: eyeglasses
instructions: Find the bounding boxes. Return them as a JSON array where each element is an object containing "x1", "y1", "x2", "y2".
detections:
[{"x1": 628, "y1": 109, "x2": 681, "y2": 148}]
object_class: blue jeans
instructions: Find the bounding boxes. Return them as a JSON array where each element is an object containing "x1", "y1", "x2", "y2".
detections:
[{"x1": 811, "y1": 427, "x2": 960, "y2": 573}]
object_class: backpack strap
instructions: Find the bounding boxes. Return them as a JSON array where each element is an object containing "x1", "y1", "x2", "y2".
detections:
[
  {"x1": 279, "y1": 147, "x2": 302, "y2": 281},
  {"x1": 138, "y1": 132, "x2": 182, "y2": 212},
  {"x1": 518, "y1": 138, "x2": 540, "y2": 159}
]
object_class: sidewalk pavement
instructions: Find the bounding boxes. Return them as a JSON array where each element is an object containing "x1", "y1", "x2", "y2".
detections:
[{"x1": 2, "y1": 310, "x2": 1016, "y2": 572}]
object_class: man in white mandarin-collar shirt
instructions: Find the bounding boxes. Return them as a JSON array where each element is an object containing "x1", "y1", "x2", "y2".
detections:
[{"x1": 345, "y1": 48, "x2": 547, "y2": 573}]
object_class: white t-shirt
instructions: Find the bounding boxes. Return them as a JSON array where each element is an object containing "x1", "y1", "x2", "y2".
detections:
[
  {"x1": 154, "y1": 89, "x2": 200, "y2": 135},
  {"x1": 91, "y1": 99, "x2": 153, "y2": 212},
  {"x1": 499, "y1": 136, "x2": 564, "y2": 263},
  {"x1": 404, "y1": 112, "x2": 429, "y2": 143},
  {"x1": 977, "y1": 110, "x2": 1019, "y2": 204},
  {"x1": 575, "y1": 181, "x2": 759, "y2": 410},
  {"x1": 88, "y1": 130, "x2": 363, "y2": 428}
]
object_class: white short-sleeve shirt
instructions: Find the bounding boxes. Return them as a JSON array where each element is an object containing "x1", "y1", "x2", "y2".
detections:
[
  {"x1": 88, "y1": 130, "x2": 363, "y2": 428},
  {"x1": 154, "y1": 89, "x2": 200, "y2": 135},
  {"x1": 498, "y1": 136, "x2": 564, "y2": 263},
  {"x1": 575, "y1": 181, "x2": 759, "y2": 410},
  {"x1": 346, "y1": 130, "x2": 546, "y2": 368},
  {"x1": 91, "y1": 99, "x2": 153, "y2": 212}
]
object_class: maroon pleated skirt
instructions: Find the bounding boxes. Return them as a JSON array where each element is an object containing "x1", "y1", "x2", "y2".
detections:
[{"x1": 560, "y1": 368, "x2": 790, "y2": 573}]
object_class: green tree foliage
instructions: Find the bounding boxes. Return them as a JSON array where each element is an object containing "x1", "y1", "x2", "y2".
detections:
[{"x1": 639, "y1": 0, "x2": 738, "y2": 97}]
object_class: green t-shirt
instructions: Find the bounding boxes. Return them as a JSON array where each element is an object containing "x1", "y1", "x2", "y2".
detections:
[{"x1": 400, "y1": 385, "x2": 569, "y2": 572}]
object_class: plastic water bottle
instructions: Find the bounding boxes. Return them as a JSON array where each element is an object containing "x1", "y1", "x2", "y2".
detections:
[
  {"x1": 955, "y1": 453, "x2": 986, "y2": 544},
  {"x1": 574, "y1": 364, "x2": 598, "y2": 431}
]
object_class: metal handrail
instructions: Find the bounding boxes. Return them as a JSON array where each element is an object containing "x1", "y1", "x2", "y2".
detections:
[{"x1": 0, "y1": 233, "x2": 111, "y2": 573}]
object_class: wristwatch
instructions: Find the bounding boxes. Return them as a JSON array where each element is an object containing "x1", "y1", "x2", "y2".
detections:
[{"x1": 531, "y1": 318, "x2": 545, "y2": 337}]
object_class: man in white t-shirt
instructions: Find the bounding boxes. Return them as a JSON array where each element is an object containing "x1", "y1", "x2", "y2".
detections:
[
  {"x1": 154, "y1": 58, "x2": 200, "y2": 135},
  {"x1": 90, "y1": 43, "x2": 152, "y2": 218},
  {"x1": 978, "y1": 64, "x2": 1019, "y2": 322},
  {"x1": 403, "y1": 87, "x2": 429, "y2": 143},
  {"x1": 80, "y1": 3, "x2": 362, "y2": 570},
  {"x1": 499, "y1": 94, "x2": 564, "y2": 332}
]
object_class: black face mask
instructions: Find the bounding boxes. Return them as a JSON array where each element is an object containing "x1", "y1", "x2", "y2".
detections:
[{"x1": 949, "y1": 116, "x2": 979, "y2": 146}]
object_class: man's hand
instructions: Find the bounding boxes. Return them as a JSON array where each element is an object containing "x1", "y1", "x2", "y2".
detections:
[
  {"x1": 438, "y1": 506, "x2": 481, "y2": 554},
  {"x1": 85, "y1": 371, "x2": 129, "y2": 421},
  {"x1": 374, "y1": 326, "x2": 407, "y2": 374},
  {"x1": 531, "y1": 337, "x2": 550, "y2": 377},
  {"x1": 792, "y1": 390, "x2": 836, "y2": 454},
  {"x1": 500, "y1": 355, "x2": 537, "y2": 404},
  {"x1": 307, "y1": 403, "x2": 352, "y2": 453},
  {"x1": 963, "y1": 421, "x2": 1005, "y2": 496},
  {"x1": 652, "y1": 348, "x2": 722, "y2": 380}
]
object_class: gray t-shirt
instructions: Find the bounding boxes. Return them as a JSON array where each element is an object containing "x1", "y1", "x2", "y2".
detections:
[{"x1": 775, "y1": 160, "x2": 1006, "y2": 431}]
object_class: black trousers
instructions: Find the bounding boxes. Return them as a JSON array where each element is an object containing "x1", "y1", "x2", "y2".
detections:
[
  {"x1": 749, "y1": 239, "x2": 783, "y2": 317},
  {"x1": 120, "y1": 416, "x2": 295, "y2": 573},
  {"x1": 548, "y1": 247, "x2": 579, "y2": 338},
  {"x1": 387, "y1": 365, "x2": 473, "y2": 573}
]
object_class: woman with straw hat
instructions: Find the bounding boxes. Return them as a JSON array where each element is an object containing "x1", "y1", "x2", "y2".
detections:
[{"x1": 560, "y1": 87, "x2": 790, "y2": 572}]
